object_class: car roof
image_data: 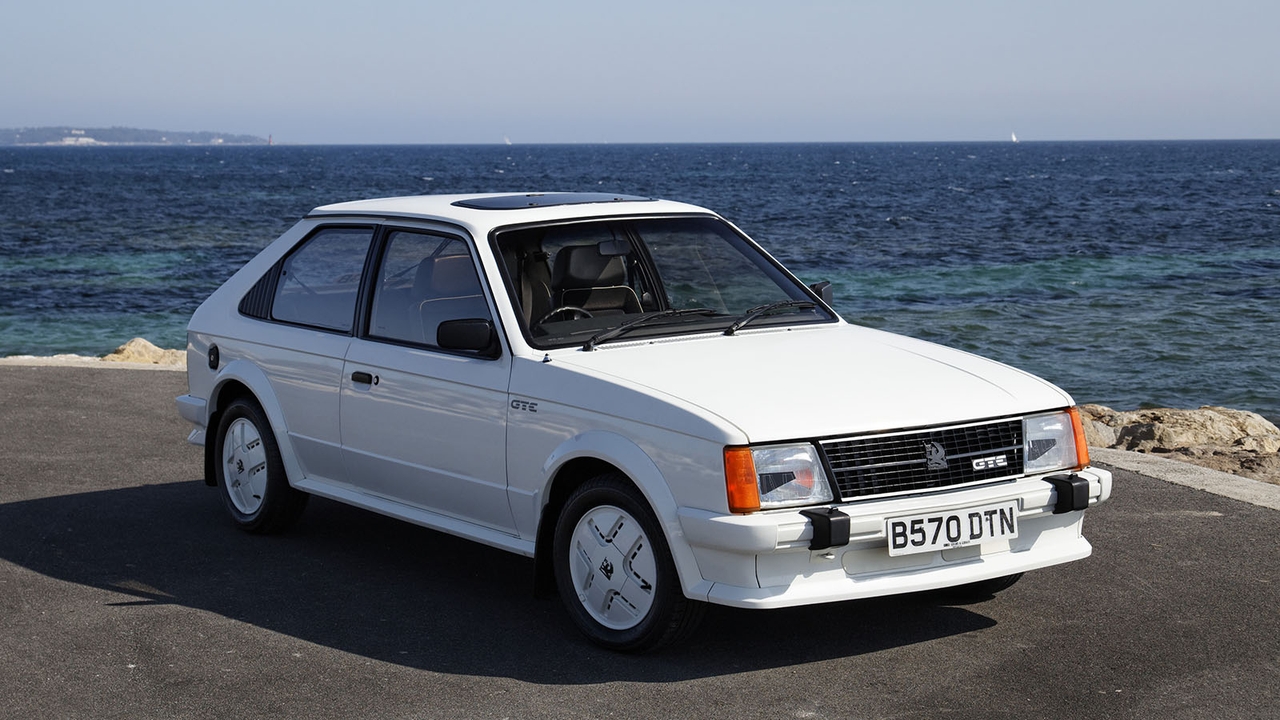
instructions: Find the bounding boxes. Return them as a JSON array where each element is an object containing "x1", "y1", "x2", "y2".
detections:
[{"x1": 308, "y1": 193, "x2": 715, "y2": 230}]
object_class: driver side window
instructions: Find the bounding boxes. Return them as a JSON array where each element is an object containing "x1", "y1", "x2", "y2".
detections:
[{"x1": 367, "y1": 230, "x2": 492, "y2": 348}]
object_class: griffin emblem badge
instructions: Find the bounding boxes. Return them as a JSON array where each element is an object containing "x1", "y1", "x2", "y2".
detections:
[{"x1": 923, "y1": 441, "x2": 949, "y2": 470}]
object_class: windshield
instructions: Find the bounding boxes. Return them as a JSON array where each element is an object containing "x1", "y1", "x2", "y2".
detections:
[{"x1": 494, "y1": 216, "x2": 835, "y2": 349}]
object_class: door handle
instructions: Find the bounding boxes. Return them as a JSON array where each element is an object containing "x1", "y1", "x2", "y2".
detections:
[{"x1": 351, "y1": 371, "x2": 378, "y2": 385}]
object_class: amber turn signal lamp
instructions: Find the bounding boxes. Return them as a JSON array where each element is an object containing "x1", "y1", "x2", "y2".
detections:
[
  {"x1": 724, "y1": 447, "x2": 761, "y2": 513},
  {"x1": 1069, "y1": 406, "x2": 1091, "y2": 469}
]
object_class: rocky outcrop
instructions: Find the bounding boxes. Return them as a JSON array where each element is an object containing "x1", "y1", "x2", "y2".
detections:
[
  {"x1": 101, "y1": 338, "x2": 186, "y2": 367},
  {"x1": 1080, "y1": 404, "x2": 1280, "y2": 485}
]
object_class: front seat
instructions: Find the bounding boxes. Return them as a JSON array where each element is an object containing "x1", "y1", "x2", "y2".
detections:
[
  {"x1": 550, "y1": 245, "x2": 642, "y2": 315},
  {"x1": 412, "y1": 255, "x2": 489, "y2": 345}
]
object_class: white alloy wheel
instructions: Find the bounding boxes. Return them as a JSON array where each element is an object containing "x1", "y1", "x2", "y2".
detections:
[
  {"x1": 567, "y1": 504, "x2": 658, "y2": 630},
  {"x1": 213, "y1": 397, "x2": 307, "y2": 534},
  {"x1": 553, "y1": 474, "x2": 705, "y2": 651},
  {"x1": 222, "y1": 416, "x2": 269, "y2": 516}
]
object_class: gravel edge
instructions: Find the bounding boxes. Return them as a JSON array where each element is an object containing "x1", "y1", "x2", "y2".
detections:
[{"x1": 1091, "y1": 447, "x2": 1280, "y2": 511}]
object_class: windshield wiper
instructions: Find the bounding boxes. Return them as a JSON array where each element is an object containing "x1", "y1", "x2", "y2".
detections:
[
  {"x1": 723, "y1": 300, "x2": 816, "y2": 336},
  {"x1": 583, "y1": 308, "x2": 720, "y2": 351}
]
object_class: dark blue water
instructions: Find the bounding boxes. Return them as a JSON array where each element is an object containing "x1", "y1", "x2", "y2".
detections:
[{"x1": 2, "y1": 142, "x2": 1278, "y2": 421}]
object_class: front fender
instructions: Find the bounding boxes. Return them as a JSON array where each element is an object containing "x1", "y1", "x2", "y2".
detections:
[{"x1": 539, "y1": 431, "x2": 714, "y2": 601}]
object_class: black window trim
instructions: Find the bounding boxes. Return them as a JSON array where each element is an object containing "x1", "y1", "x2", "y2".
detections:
[
  {"x1": 355, "y1": 223, "x2": 508, "y2": 361},
  {"x1": 239, "y1": 223, "x2": 379, "y2": 336},
  {"x1": 237, "y1": 219, "x2": 508, "y2": 360}
]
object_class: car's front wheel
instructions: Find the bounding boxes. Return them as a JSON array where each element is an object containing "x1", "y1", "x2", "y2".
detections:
[
  {"x1": 214, "y1": 397, "x2": 307, "y2": 533},
  {"x1": 552, "y1": 474, "x2": 704, "y2": 652}
]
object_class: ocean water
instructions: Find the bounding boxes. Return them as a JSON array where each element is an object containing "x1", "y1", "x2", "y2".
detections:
[{"x1": 1, "y1": 142, "x2": 1278, "y2": 421}]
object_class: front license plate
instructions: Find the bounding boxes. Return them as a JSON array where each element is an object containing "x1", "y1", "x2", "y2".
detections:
[{"x1": 886, "y1": 501, "x2": 1019, "y2": 557}]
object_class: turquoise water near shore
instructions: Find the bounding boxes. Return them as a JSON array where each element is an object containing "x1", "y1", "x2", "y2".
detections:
[{"x1": 1, "y1": 142, "x2": 1277, "y2": 420}]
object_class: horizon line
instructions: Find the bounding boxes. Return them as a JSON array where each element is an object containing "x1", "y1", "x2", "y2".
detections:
[{"x1": 6, "y1": 137, "x2": 1280, "y2": 148}]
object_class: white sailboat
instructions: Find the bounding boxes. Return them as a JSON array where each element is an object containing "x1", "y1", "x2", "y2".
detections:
[{"x1": 1011, "y1": 131, "x2": 1019, "y2": 143}]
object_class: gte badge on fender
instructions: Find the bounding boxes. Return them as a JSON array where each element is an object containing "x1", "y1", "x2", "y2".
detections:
[{"x1": 511, "y1": 399, "x2": 538, "y2": 413}]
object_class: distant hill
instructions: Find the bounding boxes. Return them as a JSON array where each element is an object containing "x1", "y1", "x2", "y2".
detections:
[{"x1": 0, "y1": 126, "x2": 269, "y2": 146}]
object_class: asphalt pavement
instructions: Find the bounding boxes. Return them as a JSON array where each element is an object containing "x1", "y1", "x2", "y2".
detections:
[{"x1": 1, "y1": 364, "x2": 1276, "y2": 719}]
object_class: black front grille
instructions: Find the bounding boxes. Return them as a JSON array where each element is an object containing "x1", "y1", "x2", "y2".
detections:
[{"x1": 820, "y1": 418, "x2": 1024, "y2": 500}]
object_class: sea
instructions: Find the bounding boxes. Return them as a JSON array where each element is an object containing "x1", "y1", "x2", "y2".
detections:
[{"x1": 1, "y1": 142, "x2": 1277, "y2": 422}]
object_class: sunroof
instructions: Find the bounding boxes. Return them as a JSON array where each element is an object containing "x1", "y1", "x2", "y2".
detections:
[{"x1": 452, "y1": 193, "x2": 653, "y2": 210}]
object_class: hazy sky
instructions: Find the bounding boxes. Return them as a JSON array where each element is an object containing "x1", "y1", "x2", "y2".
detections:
[{"x1": 3, "y1": 0, "x2": 1277, "y2": 144}]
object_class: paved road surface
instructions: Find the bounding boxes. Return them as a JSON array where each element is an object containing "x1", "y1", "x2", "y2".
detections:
[{"x1": 1, "y1": 365, "x2": 1276, "y2": 719}]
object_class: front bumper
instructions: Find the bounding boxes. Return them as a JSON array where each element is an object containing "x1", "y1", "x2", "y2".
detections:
[{"x1": 676, "y1": 466, "x2": 1111, "y2": 608}]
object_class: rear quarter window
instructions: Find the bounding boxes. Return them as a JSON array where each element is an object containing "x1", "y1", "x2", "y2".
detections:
[{"x1": 270, "y1": 226, "x2": 375, "y2": 332}]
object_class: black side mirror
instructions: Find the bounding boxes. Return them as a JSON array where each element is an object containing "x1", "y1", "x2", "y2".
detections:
[
  {"x1": 809, "y1": 280, "x2": 834, "y2": 306},
  {"x1": 437, "y1": 318, "x2": 499, "y2": 357}
]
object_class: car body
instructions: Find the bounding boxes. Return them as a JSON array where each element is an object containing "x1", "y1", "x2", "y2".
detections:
[{"x1": 177, "y1": 192, "x2": 1112, "y2": 651}]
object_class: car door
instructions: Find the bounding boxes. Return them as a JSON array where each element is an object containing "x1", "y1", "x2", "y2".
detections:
[
  {"x1": 255, "y1": 224, "x2": 376, "y2": 485},
  {"x1": 339, "y1": 228, "x2": 516, "y2": 533}
]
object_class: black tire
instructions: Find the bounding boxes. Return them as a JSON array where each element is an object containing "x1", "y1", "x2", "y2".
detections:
[
  {"x1": 940, "y1": 573, "x2": 1023, "y2": 603},
  {"x1": 552, "y1": 473, "x2": 705, "y2": 652},
  {"x1": 213, "y1": 397, "x2": 307, "y2": 534}
]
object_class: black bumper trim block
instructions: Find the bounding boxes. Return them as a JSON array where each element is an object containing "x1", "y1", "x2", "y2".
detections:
[
  {"x1": 799, "y1": 507, "x2": 851, "y2": 550},
  {"x1": 1044, "y1": 473, "x2": 1091, "y2": 514}
]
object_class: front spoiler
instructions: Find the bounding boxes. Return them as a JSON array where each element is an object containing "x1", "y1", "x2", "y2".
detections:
[{"x1": 677, "y1": 466, "x2": 1111, "y2": 609}]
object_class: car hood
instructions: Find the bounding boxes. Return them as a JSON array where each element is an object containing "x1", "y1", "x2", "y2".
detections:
[{"x1": 547, "y1": 323, "x2": 1074, "y2": 443}]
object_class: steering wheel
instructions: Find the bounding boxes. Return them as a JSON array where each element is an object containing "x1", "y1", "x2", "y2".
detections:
[{"x1": 536, "y1": 306, "x2": 593, "y2": 324}]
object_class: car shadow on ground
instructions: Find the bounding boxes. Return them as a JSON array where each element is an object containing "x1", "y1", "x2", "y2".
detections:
[{"x1": 0, "y1": 481, "x2": 997, "y2": 683}]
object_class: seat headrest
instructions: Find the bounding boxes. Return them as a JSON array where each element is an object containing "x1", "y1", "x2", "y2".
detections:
[
  {"x1": 552, "y1": 245, "x2": 626, "y2": 289},
  {"x1": 413, "y1": 255, "x2": 480, "y2": 298},
  {"x1": 412, "y1": 257, "x2": 436, "y2": 294}
]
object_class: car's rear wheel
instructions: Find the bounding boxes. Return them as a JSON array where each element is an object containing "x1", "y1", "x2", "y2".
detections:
[
  {"x1": 214, "y1": 397, "x2": 307, "y2": 533},
  {"x1": 552, "y1": 474, "x2": 704, "y2": 652}
]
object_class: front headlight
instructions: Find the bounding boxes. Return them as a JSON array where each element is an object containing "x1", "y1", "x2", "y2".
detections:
[
  {"x1": 724, "y1": 443, "x2": 834, "y2": 513},
  {"x1": 1023, "y1": 408, "x2": 1089, "y2": 474}
]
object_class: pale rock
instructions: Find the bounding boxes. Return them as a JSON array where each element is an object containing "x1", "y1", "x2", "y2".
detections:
[
  {"x1": 1237, "y1": 435, "x2": 1280, "y2": 454},
  {"x1": 102, "y1": 338, "x2": 186, "y2": 366},
  {"x1": 1081, "y1": 415, "x2": 1118, "y2": 449},
  {"x1": 1079, "y1": 404, "x2": 1280, "y2": 485}
]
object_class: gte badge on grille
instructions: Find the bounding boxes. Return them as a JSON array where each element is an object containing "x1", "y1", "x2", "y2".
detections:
[{"x1": 972, "y1": 454, "x2": 1009, "y2": 471}]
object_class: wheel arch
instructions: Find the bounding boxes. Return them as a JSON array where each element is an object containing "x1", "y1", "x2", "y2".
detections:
[
  {"x1": 531, "y1": 432, "x2": 710, "y2": 602},
  {"x1": 532, "y1": 455, "x2": 617, "y2": 595},
  {"x1": 203, "y1": 359, "x2": 302, "y2": 489}
]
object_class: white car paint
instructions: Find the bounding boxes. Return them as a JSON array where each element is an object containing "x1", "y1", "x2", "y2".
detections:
[
  {"x1": 539, "y1": 323, "x2": 1073, "y2": 443},
  {"x1": 178, "y1": 192, "x2": 1111, "y2": 630}
]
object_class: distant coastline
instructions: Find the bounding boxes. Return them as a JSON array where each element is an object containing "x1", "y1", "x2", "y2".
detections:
[{"x1": 0, "y1": 126, "x2": 268, "y2": 146}]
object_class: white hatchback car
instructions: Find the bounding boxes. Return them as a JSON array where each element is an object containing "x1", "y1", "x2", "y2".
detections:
[{"x1": 177, "y1": 192, "x2": 1111, "y2": 651}]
